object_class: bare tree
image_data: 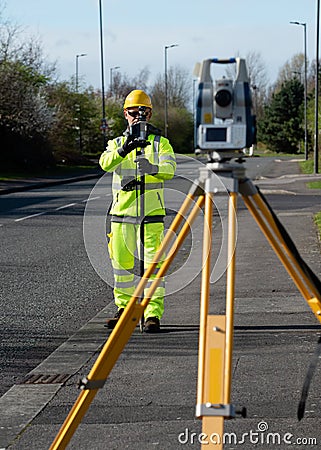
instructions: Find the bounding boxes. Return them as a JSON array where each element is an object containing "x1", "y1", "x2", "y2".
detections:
[
  {"x1": 224, "y1": 51, "x2": 267, "y2": 86},
  {"x1": 150, "y1": 65, "x2": 191, "y2": 109},
  {"x1": 275, "y1": 53, "x2": 305, "y2": 90},
  {"x1": 224, "y1": 50, "x2": 268, "y2": 118},
  {"x1": 107, "y1": 67, "x2": 150, "y2": 100},
  {"x1": 0, "y1": 11, "x2": 57, "y2": 168}
]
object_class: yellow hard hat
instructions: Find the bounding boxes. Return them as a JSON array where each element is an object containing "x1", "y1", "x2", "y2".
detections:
[{"x1": 123, "y1": 90, "x2": 152, "y2": 109}]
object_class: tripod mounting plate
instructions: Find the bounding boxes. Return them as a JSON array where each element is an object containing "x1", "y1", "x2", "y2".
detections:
[{"x1": 199, "y1": 161, "x2": 246, "y2": 194}]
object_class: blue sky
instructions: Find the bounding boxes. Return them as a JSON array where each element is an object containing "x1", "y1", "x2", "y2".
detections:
[{"x1": 2, "y1": 0, "x2": 318, "y2": 90}]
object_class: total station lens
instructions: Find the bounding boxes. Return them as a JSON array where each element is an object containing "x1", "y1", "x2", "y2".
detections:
[{"x1": 215, "y1": 89, "x2": 232, "y2": 107}]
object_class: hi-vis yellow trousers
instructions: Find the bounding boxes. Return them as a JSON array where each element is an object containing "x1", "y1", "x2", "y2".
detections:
[{"x1": 107, "y1": 221, "x2": 165, "y2": 319}]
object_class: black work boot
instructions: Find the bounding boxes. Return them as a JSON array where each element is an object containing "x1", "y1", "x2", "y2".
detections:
[
  {"x1": 105, "y1": 308, "x2": 124, "y2": 329},
  {"x1": 144, "y1": 317, "x2": 160, "y2": 333}
]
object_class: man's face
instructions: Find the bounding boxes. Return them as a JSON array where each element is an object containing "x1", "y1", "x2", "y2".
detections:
[{"x1": 124, "y1": 107, "x2": 152, "y2": 126}]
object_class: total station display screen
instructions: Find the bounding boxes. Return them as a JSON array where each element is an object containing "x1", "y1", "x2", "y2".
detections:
[{"x1": 206, "y1": 127, "x2": 227, "y2": 142}]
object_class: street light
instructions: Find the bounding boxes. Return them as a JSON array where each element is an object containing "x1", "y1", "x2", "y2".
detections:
[
  {"x1": 75, "y1": 53, "x2": 87, "y2": 153},
  {"x1": 110, "y1": 66, "x2": 120, "y2": 95},
  {"x1": 251, "y1": 84, "x2": 259, "y2": 115},
  {"x1": 290, "y1": 21, "x2": 308, "y2": 160},
  {"x1": 98, "y1": 0, "x2": 107, "y2": 149},
  {"x1": 193, "y1": 78, "x2": 198, "y2": 149},
  {"x1": 315, "y1": 0, "x2": 320, "y2": 173},
  {"x1": 75, "y1": 53, "x2": 87, "y2": 92},
  {"x1": 164, "y1": 44, "x2": 178, "y2": 137}
]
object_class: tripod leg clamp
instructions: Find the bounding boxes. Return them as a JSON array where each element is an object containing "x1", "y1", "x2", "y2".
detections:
[
  {"x1": 196, "y1": 403, "x2": 236, "y2": 418},
  {"x1": 78, "y1": 377, "x2": 106, "y2": 391}
]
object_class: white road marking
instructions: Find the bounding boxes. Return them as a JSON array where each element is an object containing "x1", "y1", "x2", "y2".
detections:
[
  {"x1": 82, "y1": 196, "x2": 101, "y2": 202},
  {"x1": 14, "y1": 212, "x2": 46, "y2": 222},
  {"x1": 259, "y1": 189, "x2": 297, "y2": 195},
  {"x1": 55, "y1": 203, "x2": 77, "y2": 211},
  {"x1": 278, "y1": 212, "x2": 311, "y2": 217}
]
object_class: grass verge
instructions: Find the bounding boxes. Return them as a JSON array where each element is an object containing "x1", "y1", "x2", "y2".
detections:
[
  {"x1": 300, "y1": 159, "x2": 321, "y2": 240},
  {"x1": 299, "y1": 159, "x2": 321, "y2": 189}
]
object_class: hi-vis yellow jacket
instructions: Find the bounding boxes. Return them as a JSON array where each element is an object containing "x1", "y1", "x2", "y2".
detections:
[{"x1": 99, "y1": 133, "x2": 176, "y2": 219}]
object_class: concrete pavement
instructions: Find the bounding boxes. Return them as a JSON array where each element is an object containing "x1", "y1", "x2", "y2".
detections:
[{"x1": 1, "y1": 158, "x2": 321, "y2": 449}]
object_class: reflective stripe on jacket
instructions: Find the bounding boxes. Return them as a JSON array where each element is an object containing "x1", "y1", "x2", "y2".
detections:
[{"x1": 99, "y1": 133, "x2": 176, "y2": 217}]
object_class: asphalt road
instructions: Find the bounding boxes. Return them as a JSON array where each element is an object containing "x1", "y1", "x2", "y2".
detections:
[
  {"x1": 1, "y1": 155, "x2": 321, "y2": 449},
  {"x1": 0, "y1": 177, "x2": 113, "y2": 396}
]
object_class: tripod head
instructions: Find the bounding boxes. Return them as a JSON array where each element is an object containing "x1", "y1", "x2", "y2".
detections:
[{"x1": 206, "y1": 150, "x2": 245, "y2": 163}]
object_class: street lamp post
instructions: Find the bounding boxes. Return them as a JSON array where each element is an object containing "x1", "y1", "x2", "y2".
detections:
[
  {"x1": 164, "y1": 44, "x2": 178, "y2": 138},
  {"x1": 110, "y1": 66, "x2": 120, "y2": 95},
  {"x1": 290, "y1": 21, "x2": 308, "y2": 160},
  {"x1": 75, "y1": 53, "x2": 87, "y2": 153},
  {"x1": 99, "y1": 0, "x2": 107, "y2": 149},
  {"x1": 315, "y1": 0, "x2": 320, "y2": 173},
  {"x1": 251, "y1": 84, "x2": 259, "y2": 115},
  {"x1": 75, "y1": 53, "x2": 87, "y2": 92},
  {"x1": 193, "y1": 78, "x2": 197, "y2": 149}
]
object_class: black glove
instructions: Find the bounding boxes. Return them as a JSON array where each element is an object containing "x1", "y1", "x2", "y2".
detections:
[
  {"x1": 135, "y1": 157, "x2": 158, "y2": 175},
  {"x1": 118, "y1": 136, "x2": 150, "y2": 158}
]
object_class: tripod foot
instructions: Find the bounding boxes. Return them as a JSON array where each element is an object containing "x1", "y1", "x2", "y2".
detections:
[
  {"x1": 235, "y1": 406, "x2": 247, "y2": 418},
  {"x1": 139, "y1": 316, "x2": 144, "y2": 333}
]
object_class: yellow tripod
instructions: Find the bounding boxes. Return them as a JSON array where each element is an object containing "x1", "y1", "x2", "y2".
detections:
[{"x1": 50, "y1": 160, "x2": 321, "y2": 450}]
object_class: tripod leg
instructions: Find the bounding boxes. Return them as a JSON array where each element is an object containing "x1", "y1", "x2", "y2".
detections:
[
  {"x1": 202, "y1": 316, "x2": 226, "y2": 449},
  {"x1": 197, "y1": 191, "x2": 213, "y2": 406},
  {"x1": 224, "y1": 191, "x2": 238, "y2": 403},
  {"x1": 50, "y1": 301, "x2": 145, "y2": 450},
  {"x1": 196, "y1": 191, "x2": 238, "y2": 449},
  {"x1": 196, "y1": 192, "x2": 225, "y2": 449}
]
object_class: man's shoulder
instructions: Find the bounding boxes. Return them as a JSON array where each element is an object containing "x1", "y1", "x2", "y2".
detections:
[
  {"x1": 147, "y1": 123, "x2": 162, "y2": 136},
  {"x1": 109, "y1": 135, "x2": 125, "y2": 145}
]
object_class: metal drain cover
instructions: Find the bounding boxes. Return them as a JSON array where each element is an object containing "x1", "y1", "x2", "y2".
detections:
[{"x1": 22, "y1": 373, "x2": 70, "y2": 384}]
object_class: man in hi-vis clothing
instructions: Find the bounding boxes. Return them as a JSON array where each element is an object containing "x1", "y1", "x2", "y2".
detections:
[{"x1": 99, "y1": 90, "x2": 176, "y2": 333}]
